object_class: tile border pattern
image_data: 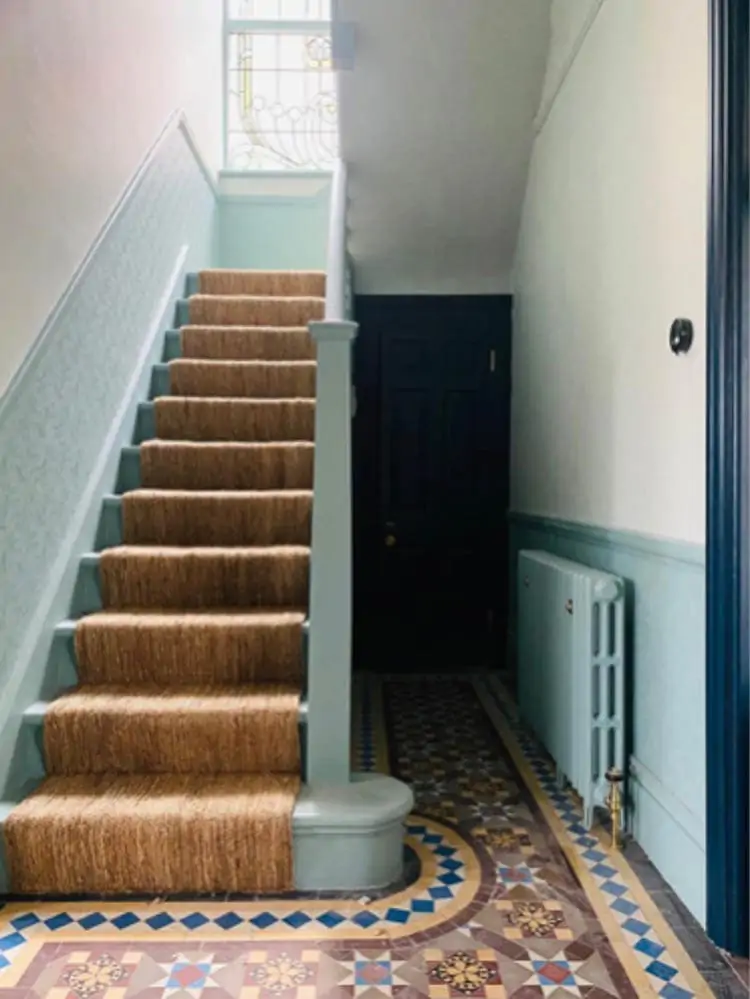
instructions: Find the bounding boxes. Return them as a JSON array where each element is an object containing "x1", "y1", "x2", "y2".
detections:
[{"x1": 473, "y1": 673, "x2": 713, "y2": 999}]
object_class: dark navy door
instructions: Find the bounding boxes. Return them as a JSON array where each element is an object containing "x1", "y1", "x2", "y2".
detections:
[{"x1": 353, "y1": 296, "x2": 511, "y2": 670}]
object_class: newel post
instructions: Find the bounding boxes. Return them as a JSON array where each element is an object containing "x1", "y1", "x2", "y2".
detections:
[{"x1": 306, "y1": 319, "x2": 358, "y2": 785}]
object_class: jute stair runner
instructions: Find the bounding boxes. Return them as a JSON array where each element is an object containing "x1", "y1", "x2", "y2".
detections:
[{"x1": 3, "y1": 269, "x2": 324, "y2": 895}]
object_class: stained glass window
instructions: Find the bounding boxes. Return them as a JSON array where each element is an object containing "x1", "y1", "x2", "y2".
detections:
[{"x1": 225, "y1": 1, "x2": 337, "y2": 169}]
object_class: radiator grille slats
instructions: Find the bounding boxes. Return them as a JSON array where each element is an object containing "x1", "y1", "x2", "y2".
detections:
[{"x1": 518, "y1": 551, "x2": 625, "y2": 828}]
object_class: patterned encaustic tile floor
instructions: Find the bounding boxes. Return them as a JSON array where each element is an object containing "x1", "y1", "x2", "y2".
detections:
[{"x1": 0, "y1": 675, "x2": 743, "y2": 999}]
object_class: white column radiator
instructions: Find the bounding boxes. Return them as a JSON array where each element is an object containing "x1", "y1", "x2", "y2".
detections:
[{"x1": 517, "y1": 550, "x2": 626, "y2": 827}]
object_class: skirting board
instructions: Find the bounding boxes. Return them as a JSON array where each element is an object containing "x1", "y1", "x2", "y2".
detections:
[{"x1": 508, "y1": 510, "x2": 707, "y2": 925}]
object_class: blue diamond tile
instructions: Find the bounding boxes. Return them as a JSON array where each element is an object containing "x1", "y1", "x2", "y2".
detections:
[
  {"x1": 591, "y1": 863, "x2": 618, "y2": 879},
  {"x1": 250, "y1": 913, "x2": 278, "y2": 929},
  {"x1": 582, "y1": 848, "x2": 607, "y2": 863},
  {"x1": 410, "y1": 899, "x2": 435, "y2": 913},
  {"x1": 146, "y1": 913, "x2": 175, "y2": 930},
  {"x1": 0, "y1": 933, "x2": 25, "y2": 952},
  {"x1": 611, "y1": 897, "x2": 639, "y2": 917},
  {"x1": 283, "y1": 912, "x2": 312, "y2": 929},
  {"x1": 435, "y1": 846, "x2": 457, "y2": 858},
  {"x1": 214, "y1": 912, "x2": 243, "y2": 930},
  {"x1": 440, "y1": 858, "x2": 463, "y2": 872},
  {"x1": 10, "y1": 914, "x2": 40, "y2": 931},
  {"x1": 423, "y1": 834, "x2": 442, "y2": 845},
  {"x1": 428, "y1": 886, "x2": 453, "y2": 900},
  {"x1": 601, "y1": 880, "x2": 628, "y2": 898},
  {"x1": 111, "y1": 913, "x2": 140, "y2": 930},
  {"x1": 44, "y1": 913, "x2": 73, "y2": 930},
  {"x1": 568, "y1": 823, "x2": 588, "y2": 835},
  {"x1": 384, "y1": 907, "x2": 410, "y2": 925},
  {"x1": 77, "y1": 914, "x2": 107, "y2": 931},
  {"x1": 438, "y1": 872, "x2": 462, "y2": 886},
  {"x1": 659, "y1": 984, "x2": 693, "y2": 999},
  {"x1": 351, "y1": 910, "x2": 379, "y2": 929},
  {"x1": 622, "y1": 917, "x2": 651, "y2": 937},
  {"x1": 576, "y1": 836, "x2": 599, "y2": 848},
  {"x1": 635, "y1": 938, "x2": 666, "y2": 959},
  {"x1": 407, "y1": 825, "x2": 426, "y2": 835},
  {"x1": 0, "y1": 955, "x2": 9, "y2": 971},
  {"x1": 317, "y1": 911, "x2": 345, "y2": 929},
  {"x1": 180, "y1": 913, "x2": 209, "y2": 930},
  {"x1": 645, "y1": 960, "x2": 678, "y2": 983}
]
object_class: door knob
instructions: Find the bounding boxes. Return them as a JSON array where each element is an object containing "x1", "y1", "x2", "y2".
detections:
[{"x1": 385, "y1": 534, "x2": 396, "y2": 547}]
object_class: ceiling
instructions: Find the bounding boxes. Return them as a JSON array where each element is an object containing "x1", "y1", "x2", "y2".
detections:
[{"x1": 337, "y1": 0, "x2": 551, "y2": 294}]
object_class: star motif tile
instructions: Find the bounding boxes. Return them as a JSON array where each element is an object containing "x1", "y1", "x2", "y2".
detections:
[{"x1": 153, "y1": 955, "x2": 228, "y2": 998}]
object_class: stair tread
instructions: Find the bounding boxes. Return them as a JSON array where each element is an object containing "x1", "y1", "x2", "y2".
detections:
[
  {"x1": 7, "y1": 772, "x2": 300, "y2": 816},
  {"x1": 50, "y1": 682, "x2": 301, "y2": 711},
  {"x1": 187, "y1": 294, "x2": 324, "y2": 302},
  {"x1": 180, "y1": 325, "x2": 311, "y2": 332},
  {"x1": 101, "y1": 544, "x2": 311, "y2": 556},
  {"x1": 167, "y1": 359, "x2": 316, "y2": 367},
  {"x1": 136, "y1": 440, "x2": 315, "y2": 449},
  {"x1": 75, "y1": 608, "x2": 306, "y2": 625},
  {"x1": 200, "y1": 269, "x2": 325, "y2": 276},
  {"x1": 150, "y1": 396, "x2": 316, "y2": 404},
  {"x1": 122, "y1": 488, "x2": 313, "y2": 500}
]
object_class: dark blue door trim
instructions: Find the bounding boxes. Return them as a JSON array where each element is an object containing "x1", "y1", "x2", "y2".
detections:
[{"x1": 706, "y1": 0, "x2": 749, "y2": 957}]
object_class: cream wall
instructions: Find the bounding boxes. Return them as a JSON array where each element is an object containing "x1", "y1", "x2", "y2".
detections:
[
  {"x1": 511, "y1": 0, "x2": 708, "y2": 543},
  {"x1": 0, "y1": 0, "x2": 222, "y2": 397}
]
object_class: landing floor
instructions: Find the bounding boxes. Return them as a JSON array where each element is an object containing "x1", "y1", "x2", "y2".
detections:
[{"x1": 0, "y1": 676, "x2": 745, "y2": 999}]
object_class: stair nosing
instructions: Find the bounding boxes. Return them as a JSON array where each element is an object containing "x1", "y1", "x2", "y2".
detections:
[{"x1": 22, "y1": 694, "x2": 309, "y2": 725}]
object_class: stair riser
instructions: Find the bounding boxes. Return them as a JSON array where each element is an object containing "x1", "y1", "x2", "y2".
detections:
[
  {"x1": 116, "y1": 445, "x2": 315, "y2": 493},
  {"x1": 97, "y1": 496, "x2": 312, "y2": 549},
  {"x1": 44, "y1": 711, "x2": 301, "y2": 777},
  {"x1": 49, "y1": 617, "x2": 310, "y2": 689},
  {"x1": 150, "y1": 363, "x2": 317, "y2": 401},
  {"x1": 73, "y1": 555, "x2": 309, "y2": 614}
]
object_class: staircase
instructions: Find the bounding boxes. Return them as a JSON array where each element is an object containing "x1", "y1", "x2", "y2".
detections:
[{"x1": 3, "y1": 271, "x2": 325, "y2": 895}]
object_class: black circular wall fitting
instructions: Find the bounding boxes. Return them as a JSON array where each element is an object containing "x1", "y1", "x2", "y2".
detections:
[{"x1": 669, "y1": 318, "x2": 694, "y2": 355}]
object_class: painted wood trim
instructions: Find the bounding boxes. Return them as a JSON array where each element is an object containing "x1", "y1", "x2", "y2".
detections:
[
  {"x1": 324, "y1": 160, "x2": 348, "y2": 320},
  {"x1": 628, "y1": 756, "x2": 704, "y2": 851},
  {"x1": 508, "y1": 512, "x2": 704, "y2": 568},
  {"x1": 306, "y1": 320, "x2": 358, "y2": 785},
  {"x1": 705, "y1": 0, "x2": 750, "y2": 956}
]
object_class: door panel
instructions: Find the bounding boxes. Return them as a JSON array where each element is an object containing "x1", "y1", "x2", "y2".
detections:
[{"x1": 353, "y1": 296, "x2": 512, "y2": 671}]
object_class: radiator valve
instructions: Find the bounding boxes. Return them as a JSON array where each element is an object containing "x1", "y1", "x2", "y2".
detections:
[{"x1": 605, "y1": 767, "x2": 624, "y2": 850}]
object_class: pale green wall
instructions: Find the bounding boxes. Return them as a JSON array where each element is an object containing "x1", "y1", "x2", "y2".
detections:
[{"x1": 218, "y1": 188, "x2": 331, "y2": 271}]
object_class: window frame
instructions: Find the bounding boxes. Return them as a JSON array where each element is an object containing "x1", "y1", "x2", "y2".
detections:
[{"x1": 222, "y1": 0, "x2": 335, "y2": 172}]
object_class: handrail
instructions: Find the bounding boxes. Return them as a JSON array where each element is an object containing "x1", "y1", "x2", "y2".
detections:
[
  {"x1": 306, "y1": 157, "x2": 358, "y2": 785},
  {"x1": 323, "y1": 159, "x2": 349, "y2": 320}
]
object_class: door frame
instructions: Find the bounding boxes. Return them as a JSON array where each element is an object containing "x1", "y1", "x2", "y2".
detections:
[{"x1": 705, "y1": 0, "x2": 749, "y2": 956}]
